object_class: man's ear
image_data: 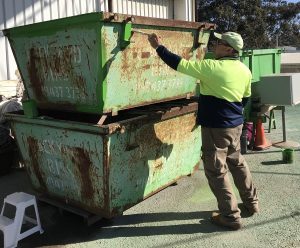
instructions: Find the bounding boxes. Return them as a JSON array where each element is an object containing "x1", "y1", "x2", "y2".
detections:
[{"x1": 225, "y1": 46, "x2": 235, "y2": 54}]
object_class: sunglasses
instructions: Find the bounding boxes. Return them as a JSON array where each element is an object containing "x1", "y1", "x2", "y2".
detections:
[{"x1": 215, "y1": 40, "x2": 230, "y2": 46}]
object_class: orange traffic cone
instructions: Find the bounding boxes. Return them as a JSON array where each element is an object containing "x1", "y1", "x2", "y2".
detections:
[{"x1": 254, "y1": 118, "x2": 272, "y2": 150}]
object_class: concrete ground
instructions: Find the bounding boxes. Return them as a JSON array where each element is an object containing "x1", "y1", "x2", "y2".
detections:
[{"x1": 0, "y1": 105, "x2": 299, "y2": 248}]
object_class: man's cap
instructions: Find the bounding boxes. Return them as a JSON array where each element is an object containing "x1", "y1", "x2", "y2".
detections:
[{"x1": 214, "y1": 32, "x2": 243, "y2": 51}]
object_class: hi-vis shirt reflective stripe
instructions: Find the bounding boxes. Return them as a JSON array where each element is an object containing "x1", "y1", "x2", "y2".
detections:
[{"x1": 177, "y1": 58, "x2": 252, "y2": 102}]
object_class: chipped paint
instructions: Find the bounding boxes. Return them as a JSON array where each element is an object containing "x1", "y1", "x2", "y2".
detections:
[
  {"x1": 7, "y1": 100, "x2": 201, "y2": 217},
  {"x1": 5, "y1": 12, "x2": 214, "y2": 114}
]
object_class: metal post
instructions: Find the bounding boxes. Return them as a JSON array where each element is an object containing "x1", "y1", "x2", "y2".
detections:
[
  {"x1": 273, "y1": 105, "x2": 300, "y2": 149},
  {"x1": 281, "y1": 106, "x2": 286, "y2": 142}
]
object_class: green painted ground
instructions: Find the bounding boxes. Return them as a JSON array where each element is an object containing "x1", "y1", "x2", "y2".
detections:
[{"x1": 0, "y1": 105, "x2": 299, "y2": 248}]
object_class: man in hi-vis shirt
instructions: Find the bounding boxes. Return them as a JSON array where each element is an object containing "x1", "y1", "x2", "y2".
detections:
[{"x1": 148, "y1": 31, "x2": 259, "y2": 230}]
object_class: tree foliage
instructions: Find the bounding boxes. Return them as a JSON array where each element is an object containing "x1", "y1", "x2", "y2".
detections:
[{"x1": 196, "y1": 0, "x2": 300, "y2": 49}]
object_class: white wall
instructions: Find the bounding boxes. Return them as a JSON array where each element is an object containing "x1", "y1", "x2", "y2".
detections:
[
  {"x1": 0, "y1": 0, "x2": 196, "y2": 81},
  {"x1": 281, "y1": 52, "x2": 300, "y2": 65},
  {"x1": 0, "y1": 0, "x2": 109, "y2": 81},
  {"x1": 174, "y1": 0, "x2": 194, "y2": 21},
  {"x1": 111, "y1": 0, "x2": 174, "y2": 19}
]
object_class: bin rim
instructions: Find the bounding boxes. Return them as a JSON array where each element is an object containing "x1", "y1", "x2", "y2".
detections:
[
  {"x1": 4, "y1": 100, "x2": 198, "y2": 135},
  {"x1": 2, "y1": 11, "x2": 216, "y2": 36},
  {"x1": 101, "y1": 12, "x2": 216, "y2": 30},
  {"x1": 240, "y1": 48, "x2": 282, "y2": 56}
]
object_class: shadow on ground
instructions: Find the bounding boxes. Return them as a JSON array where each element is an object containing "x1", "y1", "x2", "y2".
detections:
[
  {"x1": 13, "y1": 207, "x2": 300, "y2": 248},
  {"x1": 261, "y1": 160, "x2": 285, "y2": 165},
  {"x1": 15, "y1": 210, "x2": 223, "y2": 247}
]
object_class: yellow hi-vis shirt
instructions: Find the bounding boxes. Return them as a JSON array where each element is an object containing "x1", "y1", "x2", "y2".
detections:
[
  {"x1": 177, "y1": 58, "x2": 252, "y2": 127},
  {"x1": 178, "y1": 58, "x2": 252, "y2": 102}
]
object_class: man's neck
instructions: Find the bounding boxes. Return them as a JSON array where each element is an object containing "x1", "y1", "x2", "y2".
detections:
[{"x1": 216, "y1": 54, "x2": 239, "y2": 60}]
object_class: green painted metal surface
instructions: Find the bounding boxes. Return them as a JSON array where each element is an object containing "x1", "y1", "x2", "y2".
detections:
[
  {"x1": 205, "y1": 49, "x2": 282, "y2": 83},
  {"x1": 240, "y1": 49, "x2": 282, "y2": 83},
  {"x1": 241, "y1": 49, "x2": 282, "y2": 121},
  {"x1": 6, "y1": 101, "x2": 201, "y2": 216},
  {"x1": 3, "y1": 12, "x2": 214, "y2": 114}
]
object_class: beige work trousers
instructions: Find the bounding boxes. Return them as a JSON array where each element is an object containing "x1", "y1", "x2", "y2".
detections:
[{"x1": 201, "y1": 125, "x2": 258, "y2": 221}]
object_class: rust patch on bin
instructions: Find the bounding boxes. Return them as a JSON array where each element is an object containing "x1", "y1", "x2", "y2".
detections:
[
  {"x1": 141, "y1": 52, "x2": 150, "y2": 58},
  {"x1": 27, "y1": 136, "x2": 48, "y2": 192},
  {"x1": 72, "y1": 147, "x2": 95, "y2": 200},
  {"x1": 28, "y1": 48, "x2": 46, "y2": 101},
  {"x1": 28, "y1": 43, "x2": 89, "y2": 102},
  {"x1": 103, "y1": 12, "x2": 216, "y2": 30},
  {"x1": 121, "y1": 48, "x2": 131, "y2": 74},
  {"x1": 102, "y1": 137, "x2": 110, "y2": 212},
  {"x1": 118, "y1": 29, "x2": 197, "y2": 84}
]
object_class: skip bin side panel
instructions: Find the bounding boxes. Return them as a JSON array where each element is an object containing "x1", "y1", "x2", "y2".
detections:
[
  {"x1": 5, "y1": 12, "x2": 213, "y2": 114},
  {"x1": 10, "y1": 120, "x2": 108, "y2": 215},
  {"x1": 108, "y1": 112, "x2": 201, "y2": 215},
  {"x1": 103, "y1": 24, "x2": 210, "y2": 112},
  {"x1": 240, "y1": 49, "x2": 282, "y2": 83},
  {"x1": 6, "y1": 18, "x2": 103, "y2": 113}
]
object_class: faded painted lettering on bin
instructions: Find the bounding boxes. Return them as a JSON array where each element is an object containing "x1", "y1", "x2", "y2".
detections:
[
  {"x1": 27, "y1": 44, "x2": 91, "y2": 103},
  {"x1": 41, "y1": 86, "x2": 86, "y2": 101},
  {"x1": 27, "y1": 45, "x2": 82, "y2": 82},
  {"x1": 23, "y1": 135, "x2": 81, "y2": 197}
]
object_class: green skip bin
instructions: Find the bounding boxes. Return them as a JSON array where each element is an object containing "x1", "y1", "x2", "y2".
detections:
[
  {"x1": 3, "y1": 12, "x2": 215, "y2": 114},
  {"x1": 5, "y1": 100, "x2": 201, "y2": 217}
]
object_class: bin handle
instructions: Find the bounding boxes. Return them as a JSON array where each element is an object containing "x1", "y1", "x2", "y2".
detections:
[
  {"x1": 131, "y1": 29, "x2": 151, "y2": 36},
  {"x1": 195, "y1": 24, "x2": 216, "y2": 48},
  {"x1": 120, "y1": 16, "x2": 136, "y2": 49},
  {"x1": 195, "y1": 25, "x2": 207, "y2": 48}
]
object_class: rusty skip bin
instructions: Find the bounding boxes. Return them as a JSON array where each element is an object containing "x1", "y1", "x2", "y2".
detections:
[
  {"x1": 3, "y1": 12, "x2": 215, "y2": 114},
  {"x1": 6, "y1": 99, "x2": 201, "y2": 217}
]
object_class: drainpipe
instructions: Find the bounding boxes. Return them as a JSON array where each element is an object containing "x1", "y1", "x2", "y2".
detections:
[
  {"x1": 108, "y1": 0, "x2": 113, "y2": 12},
  {"x1": 194, "y1": 0, "x2": 199, "y2": 22}
]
